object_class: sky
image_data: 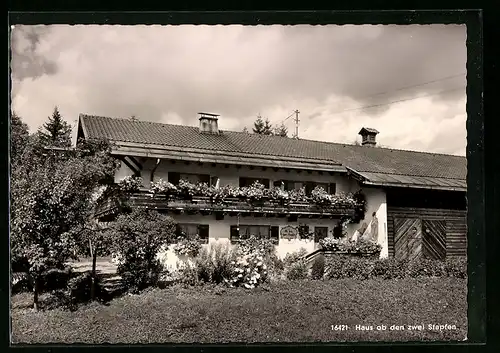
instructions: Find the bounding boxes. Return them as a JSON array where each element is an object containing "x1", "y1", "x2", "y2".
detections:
[{"x1": 10, "y1": 24, "x2": 467, "y2": 155}]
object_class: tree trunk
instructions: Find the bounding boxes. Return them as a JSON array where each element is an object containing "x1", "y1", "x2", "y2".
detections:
[
  {"x1": 32, "y1": 276, "x2": 39, "y2": 311},
  {"x1": 90, "y1": 241, "x2": 97, "y2": 301}
]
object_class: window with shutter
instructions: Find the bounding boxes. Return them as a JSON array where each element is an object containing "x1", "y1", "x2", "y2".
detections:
[
  {"x1": 329, "y1": 183, "x2": 336, "y2": 195},
  {"x1": 314, "y1": 227, "x2": 328, "y2": 243},
  {"x1": 270, "y1": 226, "x2": 279, "y2": 243},
  {"x1": 230, "y1": 225, "x2": 240, "y2": 242}
]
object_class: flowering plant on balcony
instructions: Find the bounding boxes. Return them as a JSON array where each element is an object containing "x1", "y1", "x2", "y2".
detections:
[
  {"x1": 310, "y1": 186, "x2": 333, "y2": 206},
  {"x1": 240, "y1": 181, "x2": 267, "y2": 203},
  {"x1": 319, "y1": 237, "x2": 350, "y2": 252},
  {"x1": 118, "y1": 176, "x2": 143, "y2": 192},
  {"x1": 288, "y1": 187, "x2": 308, "y2": 203},
  {"x1": 150, "y1": 179, "x2": 178, "y2": 196},
  {"x1": 266, "y1": 187, "x2": 290, "y2": 204},
  {"x1": 172, "y1": 235, "x2": 202, "y2": 257},
  {"x1": 177, "y1": 179, "x2": 199, "y2": 199}
]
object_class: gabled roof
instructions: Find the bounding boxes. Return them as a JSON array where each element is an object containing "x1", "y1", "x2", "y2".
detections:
[{"x1": 78, "y1": 114, "x2": 467, "y2": 191}]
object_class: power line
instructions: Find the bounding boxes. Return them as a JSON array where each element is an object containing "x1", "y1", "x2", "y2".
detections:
[
  {"x1": 301, "y1": 86, "x2": 465, "y2": 134},
  {"x1": 333, "y1": 72, "x2": 466, "y2": 104}
]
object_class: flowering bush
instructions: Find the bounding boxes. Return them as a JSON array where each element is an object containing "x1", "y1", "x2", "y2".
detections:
[
  {"x1": 266, "y1": 187, "x2": 290, "y2": 204},
  {"x1": 226, "y1": 252, "x2": 268, "y2": 289},
  {"x1": 173, "y1": 235, "x2": 203, "y2": 257},
  {"x1": 319, "y1": 237, "x2": 381, "y2": 256},
  {"x1": 150, "y1": 179, "x2": 178, "y2": 196},
  {"x1": 118, "y1": 176, "x2": 143, "y2": 192}
]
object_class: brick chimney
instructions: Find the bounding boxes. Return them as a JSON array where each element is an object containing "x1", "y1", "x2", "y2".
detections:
[
  {"x1": 358, "y1": 127, "x2": 379, "y2": 146},
  {"x1": 198, "y1": 112, "x2": 219, "y2": 134}
]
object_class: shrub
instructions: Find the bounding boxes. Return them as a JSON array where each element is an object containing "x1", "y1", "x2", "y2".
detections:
[
  {"x1": 326, "y1": 255, "x2": 374, "y2": 280},
  {"x1": 180, "y1": 243, "x2": 237, "y2": 286},
  {"x1": 285, "y1": 260, "x2": 309, "y2": 280},
  {"x1": 311, "y1": 255, "x2": 325, "y2": 280},
  {"x1": 111, "y1": 209, "x2": 176, "y2": 292},
  {"x1": 371, "y1": 258, "x2": 409, "y2": 280},
  {"x1": 39, "y1": 267, "x2": 73, "y2": 292},
  {"x1": 11, "y1": 272, "x2": 32, "y2": 294},
  {"x1": 67, "y1": 272, "x2": 109, "y2": 304},
  {"x1": 283, "y1": 248, "x2": 308, "y2": 267},
  {"x1": 406, "y1": 258, "x2": 446, "y2": 278},
  {"x1": 444, "y1": 257, "x2": 467, "y2": 278},
  {"x1": 172, "y1": 236, "x2": 202, "y2": 257}
]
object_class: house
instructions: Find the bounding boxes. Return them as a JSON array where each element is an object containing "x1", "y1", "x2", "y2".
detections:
[{"x1": 76, "y1": 113, "x2": 467, "y2": 265}]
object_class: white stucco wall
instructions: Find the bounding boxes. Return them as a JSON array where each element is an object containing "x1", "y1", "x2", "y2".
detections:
[{"x1": 345, "y1": 185, "x2": 388, "y2": 258}]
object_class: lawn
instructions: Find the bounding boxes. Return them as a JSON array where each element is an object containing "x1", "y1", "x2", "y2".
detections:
[{"x1": 11, "y1": 277, "x2": 467, "y2": 343}]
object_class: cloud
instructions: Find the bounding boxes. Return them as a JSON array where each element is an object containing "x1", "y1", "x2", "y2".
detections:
[{"x1": 10, "y1": 24, "x2": 466, "y2": 155}]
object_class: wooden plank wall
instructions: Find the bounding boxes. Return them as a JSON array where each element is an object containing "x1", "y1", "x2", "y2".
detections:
[{"x1": 387, "y1": 207, "x2": 466, "y2": 258}]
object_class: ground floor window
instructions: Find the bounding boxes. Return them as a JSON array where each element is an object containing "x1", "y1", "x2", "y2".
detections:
[
  {"x1": 176, "y1": 223, "x2": 209, "y2": 243},
  {"x1": 230, "y1": 225, "x2": 279, "y2": 243}
]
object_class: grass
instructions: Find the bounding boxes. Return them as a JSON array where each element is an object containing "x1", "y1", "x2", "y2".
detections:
[{"x1": 11, "y1": 278, "x2": 467, "y2": 343}]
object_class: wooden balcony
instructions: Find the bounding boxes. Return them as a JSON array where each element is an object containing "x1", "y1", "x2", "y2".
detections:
[{"x1": 96, "y1": 190, "x2": 356, "y2": 219}]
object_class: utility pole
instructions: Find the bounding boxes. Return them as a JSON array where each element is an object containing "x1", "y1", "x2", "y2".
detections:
[{"x1": 293, "y1": 110, "x2": 300, "y2": 139}]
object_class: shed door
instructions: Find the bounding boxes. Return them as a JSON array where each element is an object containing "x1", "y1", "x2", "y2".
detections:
[
  {"x1": 422, "y1": 219, "x2": 447, "y2": 260},
  {"x1": 394, "y1": 218, "x2": 422, "y2": 261}
]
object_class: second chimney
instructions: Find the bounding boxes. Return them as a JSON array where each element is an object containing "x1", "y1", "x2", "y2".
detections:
[
  {"x1": 198, "y1": 112, "x2": 220, "y2": 134},
  {"x1": 358, "y1": 127, "x2": 379, "y2": 146}
]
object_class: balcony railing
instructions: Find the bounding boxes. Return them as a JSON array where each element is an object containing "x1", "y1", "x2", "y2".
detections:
[{"x1": 96, "y1": 190, "x2": 356, "y2": 218}]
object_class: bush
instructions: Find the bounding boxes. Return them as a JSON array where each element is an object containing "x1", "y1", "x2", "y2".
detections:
[
  {"x1": 310, "y1": 255, "x2": 325, "y2": 280},
  {"x1": 111, "y1": 209, "x2": 176, "y2": 292},
  {"x1": 406, "y1": 258, "x2": 446, "y2": 278},
  {"x1": 371, "y1": 258, "x2": 409, "y2": 280},
  {"x1": 172, "y1": 235, "x2": 202, "y2": 257},
  {"x1": 67, "y1": 272, "x2": 110, "y2": 304},
  {"x1": 179, "y1": 243, "x2": 237, "y2": 286},
  {"x1": 283, "y1": 248, "x2": 308, "y2": 267},
  {"x1": 285, "y1": 260, "x2": 309, "y2": 280},
  {"x1": 39, "y1": 267, "x2": 73, "y2": 292},
  {"x1": 326, "y1": 255, "x2": 374, "y2": 280},
  {"x1": 444, "y1": 257, "x2": 467, "y2": 278}
]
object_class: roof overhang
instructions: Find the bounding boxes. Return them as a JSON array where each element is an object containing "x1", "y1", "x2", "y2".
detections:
[
  {"x1": 346, "y1": 167, "x2": 466, "y2": 192},
  {"x1": 112, "y1": 141, "x2": 346, "y2": 173}
]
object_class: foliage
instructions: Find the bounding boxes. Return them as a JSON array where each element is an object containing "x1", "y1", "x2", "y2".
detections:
[
  {"x1": 283, "y1": 248, "x2": 308, "y2": 267},
  {"x1": 67, "y1": 272, "x2": 109, "y2": 305},
  {"x1": 311, "y1": 255, "x2": 325, "y2": 280},
  {"x1": 325, "y1": 256, "x2": 468, "y2": 280},
  {"x1": 319, "y1": 237, "x2": 382, "y2": 256},
  {"x1": 241, "y1": 181, "x2": 267, "y2": 203},
  {"x1": 10, "y1": 133, "x2": 119, "y2": 308},
  {"x1": 173, "y1": 235, "x2": 202, "y2": 257},
  {"x1": 179, "y1": 243, "x2": 237, "y2": 285},
  {"x1": 284, "y1": 260, "x2": 309, "y2": 280},
  {"x1": 252, "y1": 115, "x2": 273, "y2": 135},
  {"x1": 273, "y1": 122, "x2": 288, "y2": 137},
  {"x1": 444, "y1": 257, "x2": 467, "y2": 279},
  {"x1": 10, "y1": 111, "x2": 30, "y2": 162},
  {"x1": 117, "y1": 175, "x2": 143, "y2": 192},
  {"x1": 150, "y1": 179, "x2": 177, "y2": 196},
  {"x1": 110, "y1": 209, "x2": 176, "y2": 292},
  {"x1": 227, "y1": 252, "x2": 268, "y2": 288},
  {"x1": 37, "y1": 106, "x2": 72, "y2": 148}
]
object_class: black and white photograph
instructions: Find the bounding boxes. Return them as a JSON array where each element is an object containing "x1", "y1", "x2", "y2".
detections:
[{"x1": 10, "y1": 22, "x2": 469, "y2": 343}]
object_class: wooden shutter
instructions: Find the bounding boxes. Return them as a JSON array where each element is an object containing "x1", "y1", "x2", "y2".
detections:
[
  {"x1": 197, "y1": 224, "x2": 209, "y2": 243},
  {"x1": 329, "y1": 183, "x2": 336, "y2": 195},
  {"x1": 270, "y1": 226, "x2": 279, "y2": 243},
  {"x1": 168, "y1": 172, "x2": 180, "y2": 185},
  {"x1": 230, "y1": 225, "x2": 239, "y2": 243}
]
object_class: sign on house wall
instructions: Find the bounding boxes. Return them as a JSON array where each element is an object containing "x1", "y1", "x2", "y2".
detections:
[{"x1": 280, "y1": 225, "x2": 298, "y2": 240}]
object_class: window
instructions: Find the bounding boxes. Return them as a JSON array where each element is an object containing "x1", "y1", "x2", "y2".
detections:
[
  {"x1": 230, "y1": 225, "x2": 279, "y2": 243},
  {"x1": 239, "y1": 177, "x2": 270, "y2": 188},
  {"x1": 168, "y1": 172, "x2": 210, "y2": 185},
  {"x1": 304, "y1": 181, "x2": 336, "y2": 195},
  {"x1": 177, "y1": 223, "x2": 209, "y2": 243},
  {"x1": 314, "y1": 227, "x2": 328, "y2": 243}
]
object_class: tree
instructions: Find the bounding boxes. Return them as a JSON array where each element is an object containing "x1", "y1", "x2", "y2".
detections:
[
  {"x1": 274, "y1": 122, "x2": 288, "y2": 137},
  {"x1": 252, "y1": 115, "x2": 273, "y2": 135},
  {"x1": 10, "y1": 137, "x2": 118, "y2": 310},
  {"x1": 38, "y1": 106, "x2": 72, "y2": 147},
  {"x1": 242, "y1": 127, "x2": 249, "y2": 133},
  {"x1": 110, "y1": 208, "x2": 176, "y2": 292},
  {"x1": 10, "y1": 111, "x2": 29, "y2": 162}
]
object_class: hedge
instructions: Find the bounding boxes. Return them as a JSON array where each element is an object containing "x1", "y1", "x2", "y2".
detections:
[{"x1": 325, "y1": 256, "x2": 467, "y2": 280}]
